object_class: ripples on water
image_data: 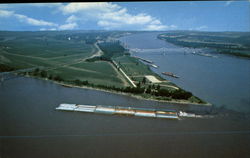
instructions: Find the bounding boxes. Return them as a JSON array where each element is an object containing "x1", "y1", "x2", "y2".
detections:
[{"x1": 1, "y1": 76, "x2": 250, "y2": 158}]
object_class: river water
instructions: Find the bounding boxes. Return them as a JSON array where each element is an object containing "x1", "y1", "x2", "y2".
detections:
[
  {"x1": 120, "y1": 32, "x2": 250, "y2": 113},
  {"x1": 1, "y1": 32, "x2": 250, "y2": 158}
]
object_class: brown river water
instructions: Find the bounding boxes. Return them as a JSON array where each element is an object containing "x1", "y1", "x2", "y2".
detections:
[{"x1": 1, "y1": 32, "x2": 250, "y2": 158}]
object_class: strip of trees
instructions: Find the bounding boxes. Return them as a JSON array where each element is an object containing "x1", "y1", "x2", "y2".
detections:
[
  {"x1": 86, "y1": 41, "x2": 128, "y2": 62},
  {"x1": 0, "y1": 64, "x2": 15, "y2": 72},
  {"x1": 27, "y1": 68, "x2": 200, "y2": 102}
]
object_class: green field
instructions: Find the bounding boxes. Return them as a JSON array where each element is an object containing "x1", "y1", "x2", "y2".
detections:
[
  {"x1": 0, "y1": 31, "x2": 95, "y2": 68},
  {"x1": 112, "y1": 54, "x2": 203, "y2": 103},
  {"x1": 0, "y1": 31, "x2": 129, "y2": 87},
  {"x1": 0, "y1": 30, "x2": 205, "y2": 104},
  {"x1": 47, "y1": 61, "x2": 126, "y2": 87},
  {"x1": 158, "y1": 31, "x2": 250, "y2": 58},
  {"x1": 114, "y1": 55, "x2": 154, "y2": 76}
]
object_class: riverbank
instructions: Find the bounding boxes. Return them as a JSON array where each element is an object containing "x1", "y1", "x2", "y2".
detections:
[
  {"x1": 21, "y1": 73, "x2": 211, "y2": 106},
  {"x1": 82, "y1": 39, "x2": 207, "y2": 104},
  {"x1": 157, "y1": 31, "x2": 250, "y2": 59},
  {"x1": 0, "y1": 31, "x2": 208, "y2": 105},
  {"x1": 119, "y1": 32, "x2": 250, "y2": 113},
  {"x1": 2, "y1": 74, "x2": 250, "y2": 158},
  {"x1": 59, "y1": 82, "x2": 212, "y2": 106}
]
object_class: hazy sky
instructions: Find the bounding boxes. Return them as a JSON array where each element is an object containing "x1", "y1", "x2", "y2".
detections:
[{"x1": 0, "y1": 1, "x2": 249, "y2": 31}]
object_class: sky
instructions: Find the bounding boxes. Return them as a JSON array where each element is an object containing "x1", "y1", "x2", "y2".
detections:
[{"x1": 0, "y1": 1, "x2": 249, "y2": 31}]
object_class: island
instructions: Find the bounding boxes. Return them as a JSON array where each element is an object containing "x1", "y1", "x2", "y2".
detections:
[{"x1": 0, "y1": 31, "x2": 208, "y2": 105}]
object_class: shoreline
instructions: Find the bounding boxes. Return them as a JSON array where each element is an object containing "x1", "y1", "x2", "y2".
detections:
[
  {"x1": 116, "y1": 37, "x2": 210, "y2": 106},
  {"x1": 58, "y1": 82, "x2": 212, "y2": 106},
  {"x1": 22, "y1": 74, "x2": 211, "y2": 106}
]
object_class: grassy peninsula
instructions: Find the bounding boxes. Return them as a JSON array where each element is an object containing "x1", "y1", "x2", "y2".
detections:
[{"x1": 0, "y1": 31, "x2": 207, "y2": 105}]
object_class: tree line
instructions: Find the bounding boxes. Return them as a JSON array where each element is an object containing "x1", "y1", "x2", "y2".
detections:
[
  {"x1": 0, "y1": 64, "x2": 15, "y2": 72},
  {"x1": 26, "y1": 68, "x2": 200, "y2": 102}
]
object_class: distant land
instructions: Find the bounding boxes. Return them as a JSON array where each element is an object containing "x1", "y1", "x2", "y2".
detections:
[{"x1": 158, "y1": 31, "x2": 250, "y2": 58}]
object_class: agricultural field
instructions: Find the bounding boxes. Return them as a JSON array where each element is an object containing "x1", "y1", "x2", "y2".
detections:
[
  {"x1": 0, "y1": 31, "x2": 95, "y2": 68},
  {"x1": 113, "y1": 54, "x2": 203, "y2": 103},
  {"x1": 158, "y1": 31, "x2": 250, "y2": 58},
  {"x1": 114, "y1": 55, "x2": 176, "y2": 88},
  {"x1": 47, "y1": 61, "x2": 127, "y2": 87},
  {"x1": 0, "y1": 30, "x2": 205, "y2": 103},
  {"x1": 0, "y1": 31, "x2": 129, "y2": 87},
  {"x1": 114, "y1": 55, "x2": 154, "y2": 77}
]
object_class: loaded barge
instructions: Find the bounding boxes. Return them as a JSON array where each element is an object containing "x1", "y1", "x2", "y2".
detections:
[{"x1": 56, "y1": 103, "x2": 179, "y2": 119}]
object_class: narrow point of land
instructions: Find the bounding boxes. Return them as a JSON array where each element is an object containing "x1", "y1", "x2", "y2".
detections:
[{"x1": 0, "y1": 31, "x2": 209, "y2": 105}]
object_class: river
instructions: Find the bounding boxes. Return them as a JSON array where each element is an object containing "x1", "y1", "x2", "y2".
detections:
[
  {"x1": 1, "y1": 32, "x2": 250, "y2": 158},
  {"x1": 120, "y1": 32, "x2": 250, "y2": 113}
]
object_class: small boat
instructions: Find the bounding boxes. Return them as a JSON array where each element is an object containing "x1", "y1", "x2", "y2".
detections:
[{"x1": 162, "y1": 72, "x2": 180, "y2": 78}]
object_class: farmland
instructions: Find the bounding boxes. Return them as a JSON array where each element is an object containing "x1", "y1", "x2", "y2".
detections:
[
  {"x1": 0, "y1": 31, "x2": 206, "y2": 104},
  {"x1": 0, "y1": 31, "x2": 129, "y2": 87}
]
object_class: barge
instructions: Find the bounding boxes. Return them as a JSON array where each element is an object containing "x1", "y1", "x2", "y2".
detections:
[
  {"x1": 162, "y1": 72, "x2": 180, "y2": 78},
  {"x1": 56, "y1": 104, "x2": 179, "y2": 120},
  {"x1": 192, "y1": 51, "x2": 217, "y2": 58}
]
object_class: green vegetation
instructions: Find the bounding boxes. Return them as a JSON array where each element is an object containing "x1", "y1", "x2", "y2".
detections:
[
  {"x1": 27, "y1": 67, "x2": 204, "y2": 103},
  {"x1": 47, "y1": 61, "x2": 125, "y2": 87},
  {"x1": 1, "y1": 31, "x2": 206, "y2": 104},
  {"x1": 0, "y1": 64, "x2": 15, "y2": 72},
  {"x1": 114, "y1": 55, "x2": 156, "y2": 77},
  {"x1": 98, "y1": 41, "x2": 126, "y2": 59},
  {"x1": 0, "y1": 31, "x2": 127, "y2": 87},
  {"x1": 86, "y1": 39, "x2": 204, "y2": 103},
  {"x1": 158, "y1": 31, "x2": 250, "y2": 58},
  {"x1": 86, "y1": 40, "x2": 127, "y2": 62}
]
